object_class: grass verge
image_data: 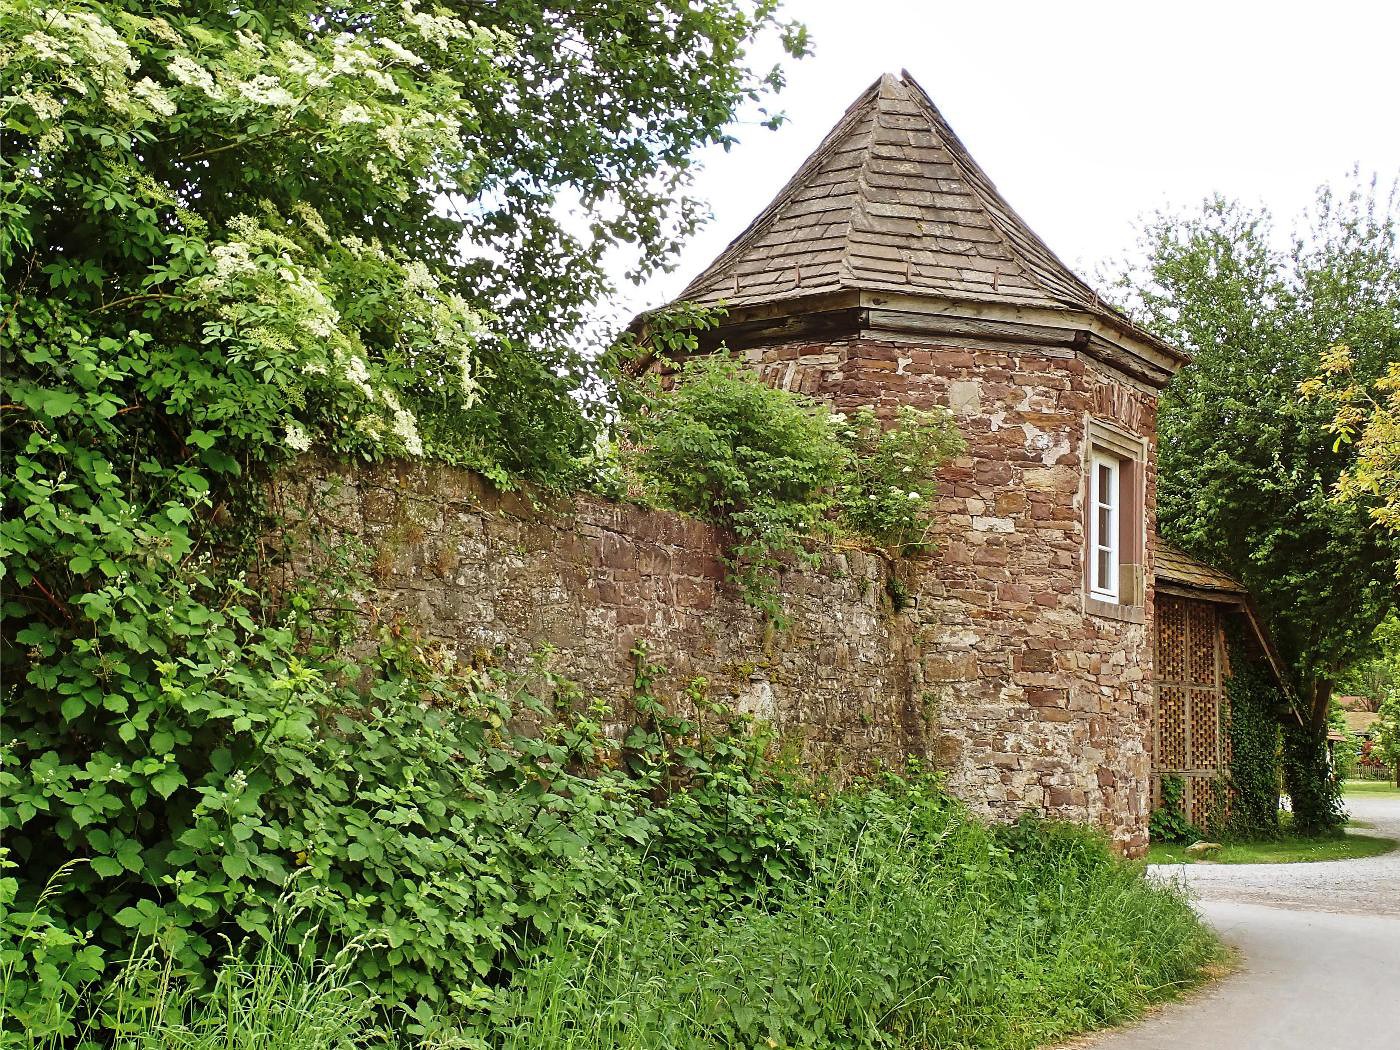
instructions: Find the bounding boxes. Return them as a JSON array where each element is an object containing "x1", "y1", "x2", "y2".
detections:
[
  {"x1": 1342, "y1": 779, "x2": 1400, "y2": 796},
  {"x1": 1147, "y1": 830, "x2": 1397, "y2": 865},
  {"x1": 488, "y1": 784, "x2": 1223, "y2": 1050}
]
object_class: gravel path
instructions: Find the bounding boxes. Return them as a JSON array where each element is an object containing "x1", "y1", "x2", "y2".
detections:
[
  {"x1": 1150, "y1": 792, "x2": 1400, "y2": 916},
  {"x1": 1082, "y1": 792, "x2": 1400, "y2": 1050}
]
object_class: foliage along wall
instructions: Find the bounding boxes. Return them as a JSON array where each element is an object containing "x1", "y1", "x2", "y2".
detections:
[{"x1": 267, "y1": 457, "x2": 934, "y2": 779}]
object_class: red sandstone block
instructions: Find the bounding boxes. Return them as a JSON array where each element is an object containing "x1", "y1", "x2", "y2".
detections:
[
  {"x1": 1026, "y1": 687, "x2": 1068, "y2": 708},
  {"x1": 1046, "y1": 786, "x2": 1076, "y2": 808}
]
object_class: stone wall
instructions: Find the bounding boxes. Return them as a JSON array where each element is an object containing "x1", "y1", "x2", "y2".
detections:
[
  {"x1": 739, "y1": 335, "x2": 1160, "y2": 856},
  {"x1": 269, "y1": 461, "x2": 929, "y2": 779},
  {"x1": 271, "y1": 333, "x2": 1161, "y2": 855}
]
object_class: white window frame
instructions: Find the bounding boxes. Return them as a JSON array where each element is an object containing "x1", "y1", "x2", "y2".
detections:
[{"x1": 1089, "y1": 452, "x2": 1120, "y2": 603}]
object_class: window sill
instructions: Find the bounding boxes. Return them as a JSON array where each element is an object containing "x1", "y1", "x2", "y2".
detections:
[{"x1": 1084, "y1": 596, "x2": 1146, "y2": 624}]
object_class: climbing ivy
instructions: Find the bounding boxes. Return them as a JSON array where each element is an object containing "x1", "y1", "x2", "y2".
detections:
[
  {"x1": 1148, "y1": 775, "x2": 1198, "y2": 844},
  {"x1": 1282, "y1": 722, "x2": 1347, "y2": 835},
  {"x1": 1221, "y1": 619, "x2": 1283, "y2": 838}
]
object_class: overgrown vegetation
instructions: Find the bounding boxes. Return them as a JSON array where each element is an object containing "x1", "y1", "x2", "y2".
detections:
[
  {"x1": 0, "y1": 4, "x2": 1219, "y2": 1046},
  {"x1": 1221, "y1": 623, "x2": 1285, "y2": 838},
  {"x1": 1148, "y1": 776, "x2": 1199, "y2": 844},
  {"x1": 615, "y1": 354, "x2": 963, "y2": 613},
  {"x1": 10, "y1": 773, "x2": 1222, "y2": 1049}
]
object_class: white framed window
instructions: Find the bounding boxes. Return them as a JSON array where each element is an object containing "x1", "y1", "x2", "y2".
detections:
[{"x1": 1089, "y1": 452, "x2": 1120, "y2": 603}]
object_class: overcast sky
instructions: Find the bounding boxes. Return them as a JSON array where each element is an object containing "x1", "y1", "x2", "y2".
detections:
[{"x1": 617, "y1": 0, "x2": 1400, "y2": 321}]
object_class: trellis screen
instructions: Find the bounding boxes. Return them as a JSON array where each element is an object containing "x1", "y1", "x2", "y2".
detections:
[{"x1": 1153, "y1": 595, "x2": 1226, "y2": 830}]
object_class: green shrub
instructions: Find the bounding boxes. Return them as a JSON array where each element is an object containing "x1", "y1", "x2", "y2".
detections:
[
  {"x1": 835, "y1": 405, "x2": 965, "y2": 549},
  {"x1": 0, "y1": 600, "x2": 820, "y2": 1041},
  {"x1": 1148, "y1": 775, "x2": 1199, "y2": 844},
  {"x1": 619, "y1": 354, "x2": 963, "y2": 614},
  {"x1": 620, "y1": 354, "x2": 846, "y2": 614},
  {"x1": 1282, "y1": 722, "x2": 1346, "y2": 835},
  {"x1": 0, "y1": 856, "x2": 104, "y2": 1045}
]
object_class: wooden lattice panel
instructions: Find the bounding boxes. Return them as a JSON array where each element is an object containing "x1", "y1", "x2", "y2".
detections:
[
  {"x1": 1154, "y1": 596, "x2": 1228, "y2": 832},
  {"x1": 1186, "y1": 778, "x2": 1220, "y2": 830},
  {"x1": 1157, "y1": 598, "x2": 1188, "y2": 682},
  {"x1": 1158, "y1": 686, "x2": 1188, "y2": 769},
  {"x1": 1186, "y1": 603, "x2": 1217, "y2": 686},
  {"x1": 1189, "y1": 689, "x2": 1219, "y2": 770}
]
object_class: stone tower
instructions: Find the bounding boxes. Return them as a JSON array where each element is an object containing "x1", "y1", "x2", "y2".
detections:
[{"x1": 657, "y1": 72, "x2": 1188, "y2": 855}]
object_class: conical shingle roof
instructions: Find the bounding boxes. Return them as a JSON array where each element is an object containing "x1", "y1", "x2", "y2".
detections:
[{"x1": 677, "y1": 72, "x2": 1173, "y2": 359}]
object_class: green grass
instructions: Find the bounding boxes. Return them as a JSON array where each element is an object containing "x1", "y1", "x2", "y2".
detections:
[
  {"x1": 487, "y1": 795, "x2": 1223, "y2": 1050},
  {"x1": 11, "y1": 933, "x2": 388, "y2": 1050},
  {"x1": 6, "y1": 785, "x2": 1224, "y2": 1050},
  {"x1": 1148, "y1": 830, "x2": 1397, "y2": 865},
  {"x1": 1342, "y1": 779, "x2": 1400, "y2": 795}
]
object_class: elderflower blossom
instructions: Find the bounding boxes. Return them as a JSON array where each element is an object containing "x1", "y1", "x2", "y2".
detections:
[
  {"x1": 390, "y1": 404, "x2": 424, "y2": 456},
  {"x1": 167, "y1": 53, "x2": 220, "y2": 98},
  {"x1": 53, "y1": 10, "x2": 135, "y2": 75},
  {"x1": 132, "y1": 77, "x2": 176, "y2": 117},
  {"x1": 364, "y1": 67, "x2": 400, "y2": 95},
  {"x1": 906, "y1": 491, "x2": 922, "y2": 500},
  {"x1": 337, "y1": 102, "x2": 373, "y2": 125},
  {"x1": 17, "y1": 89, "x2": 63, "y2": 124},
  {"x1": 22, "y1": 31, "x2": 72, "y2": 65},
  {"x1": 284, "y1": 422, "x2": 311, "y2": 452},
  {"x1": 209, "y1": 242, "x2": 257, "y2": 283},
  {"x1": 379, "y1": 38, "x2": 424, "y2": 65},
  {"x1": 343, "y1": 354, "x2": 374, "y2": 397},
  {"x1": 237, "y1": 74, "x2": 296, "y2": 108},
  {"x1": 402, "y1": 260, "x2": 436, "y2": 295},
  {"x1": 330, "y1": 38, "x2": 375, "y2": 78},
  {"x1": 401, "y1": 2, "x2": 472, "y2": 48}
]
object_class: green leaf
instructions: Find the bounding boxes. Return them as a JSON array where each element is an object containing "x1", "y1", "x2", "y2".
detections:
[
  {"x1": 91, "y1": 856, "x2": 123, "y2": 878},
  {"x1": 150, "y1": 769, "x2": 185, "y2": 799}
]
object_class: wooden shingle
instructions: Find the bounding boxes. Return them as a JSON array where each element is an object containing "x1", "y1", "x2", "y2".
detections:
[{"x1": 676, "y1": 72, "x2": 1172, "y2": 356}]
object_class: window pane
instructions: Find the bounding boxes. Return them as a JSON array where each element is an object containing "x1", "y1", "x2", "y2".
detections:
[
  {"x1": 1098, "y1": 462, "x2": 1112, "y2": 505},
  {"x1": 1098, "y1": 505, "x2": 1111, "y2": 541},
  {"x1": 1097, "y1": 547, "x2": 1112, "y2": 588}
]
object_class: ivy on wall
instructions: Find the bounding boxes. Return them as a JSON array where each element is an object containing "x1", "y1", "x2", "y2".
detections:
[{"x1": 1221, "y1": 618, "x2": 1283, "y2": 838}]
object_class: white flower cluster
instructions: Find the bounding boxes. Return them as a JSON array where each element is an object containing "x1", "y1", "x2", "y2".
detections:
[
  {"x1": 284, "y1": 422, "x2": 311, "y2": 453},
  {"x1": 399, "y1": 2, "x2": 475, "y2": 48},
  {"x1": 378, "y1": 38, "x2": 424, "y2": 66},
  {"x1": 167, "y1": 53, "x2": 221, "y2": 99},
  {"x1": 236, "y1": 73, "x2": 296, "y2": 108},
  {"x1": 132, "y1": 77, "x2": 176, "y2": 118}
]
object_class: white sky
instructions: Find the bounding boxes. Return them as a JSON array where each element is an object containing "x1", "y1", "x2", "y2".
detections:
[{"x1": 617, "y1": 0, "x2": 1400, "y2": 320}]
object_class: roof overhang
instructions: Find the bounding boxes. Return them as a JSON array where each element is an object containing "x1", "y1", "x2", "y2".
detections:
[
  {"x1": 1154, "y1": 578, "x2": 1288, "y2": 692},
  {"x1": 633, "y1": 288, "x2": 1186, "y2": 390}
]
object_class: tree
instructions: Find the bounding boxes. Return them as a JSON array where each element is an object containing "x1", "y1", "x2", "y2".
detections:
[
  {"x1": 1374, "y1": 692, "x2": 1400, "y2": 787},
  {"x1": 2, "y1": 0, "x2": 807, "y2": 486},
  {"x1": 1306, "y1": 345, "x2": 1400, "y2": 552},
  {"x1": 0, "y1": 0, "x2": 807, "y2": 1018},
  {"x1": 1114, "y1": 177, "x2": 1400, "y2": 829}
]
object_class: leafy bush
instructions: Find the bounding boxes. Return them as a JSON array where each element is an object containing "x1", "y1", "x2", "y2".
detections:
[
  {"x1": 619, "y1": 354, "x2": 963, "y2": 613},
  {"x1": 1, "y1": 585, "x2": 822, "y2": 1041},
  {"x1": 1282, "y1": 722, "x2": 1346, "y2": 835},
  {"x1": 0, "y1": 856, "x2": 104, "y2": 1044},
  {"x1": 835, "y1": 405, "x2": 966, "y2": 549},
  {"x1": 1148, "y1": 775, "x2": 1199, "y2": 844},
  {"x1": 620, "y1": 354, "x2": 846, "y2": 613}
]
